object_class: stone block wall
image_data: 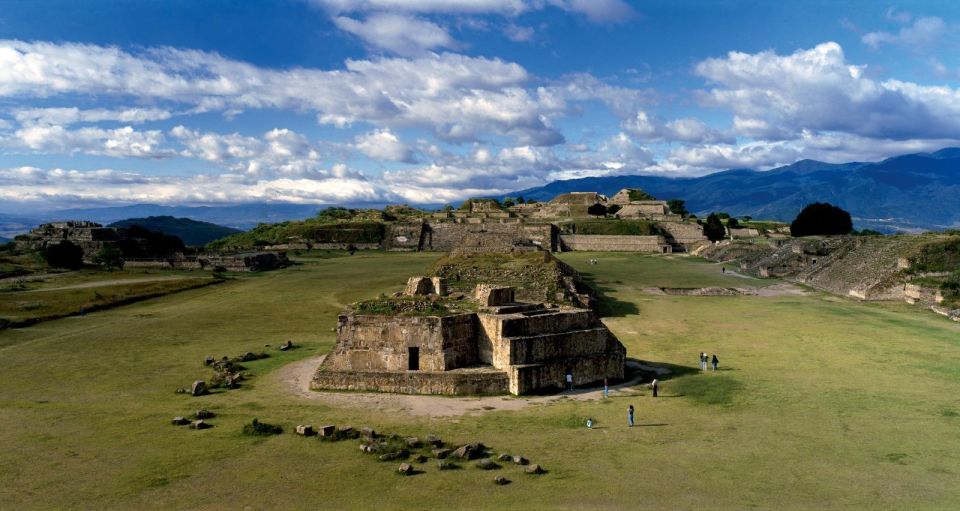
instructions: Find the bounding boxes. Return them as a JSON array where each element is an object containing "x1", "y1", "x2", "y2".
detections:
[
  {"x1": 326, "y1": 313, "x2": 478, "y2": 372},
  {"x1": 509, "y1": 351, "x2": 625, "y2": 395},
  {"x1": 312, "y1": 369, "x2": 509, "y2": 395},
  {"x1": 559, "y1": 235, "x2": 670, "y2": 253},
  {"x1": 423, "y1": 222, "x2": 555, "y2": 253},
  {"x1": 383, "y1": 223, "x2": 424, "y2": 251},
  {"x1": 660, "y1": 222, "x2": 708, "y2": 251}
]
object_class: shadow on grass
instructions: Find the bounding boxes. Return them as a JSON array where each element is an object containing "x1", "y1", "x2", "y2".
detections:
[
  {"x1": 668, "y1": 374, "x2": 743, "y2": 406},
  {"x1": 577, "y1": 271, "x2": 639, "y2": 318}
]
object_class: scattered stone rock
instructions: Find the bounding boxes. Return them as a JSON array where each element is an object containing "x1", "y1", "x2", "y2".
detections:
[
  {"x1": 397, "y1": 463, "x2": 413, "y2": 475},
  {"x1": 189, "y1": 419, "x2": 211, "y2": 430},
  {"x1": 494, "y1": 475, "x2": 510, "y2": 485},
  {"x1": 175, "y1": 388, "x2": 187, "y2": 394},
  {"x1": 432, "y1": 448, "x2": 452, "y2": 459},
  {"x1": 379, "y1": 451, "x2": 407, "y2": 462},
  {"x1": 449, "y1": 292, "x2": 465, "y2": 300},
  {"x1": 404, "y1": 276, "x2": 433, "y2": 296},
  {"x1": 497, "y1": 453, "x2": 512, "y2": 462},
  {"x1": 296, "y1": 425, "x2": 316, "y2": 436},
  {"x1": 279, "y1": 340, "x2": 294, "y2": 351},
  {"x1": 171, "y1": 416, "x2": 189, "y2": 426},
  {"x1": 405, "y1": 437, "x2": 421, "y2": 448},
  {"x1": 191, "y1": 380, "x2": 209, "y2": 396},
  {"x1": 338, "y1": 426, "x2": 354, "y2": 435},
  {"x1": 512, "y1": 455, "x2": 529, "y2": 466},
  {"x1": 476, "y1": 458, "x2": 500, "y2": 470},
  {"x1": 426, "y1": 435, "x2": 443, "y2": 447},
  {"x1": 453, "y1": 445, "x2": 475, "y2": 460},
  {"x1": 320, "y1": 425, "x2": 337, "y2": 437},
  {"x1": 437, "y1": 461, "x2": 457, "y2": 470},
  {"x1": 204, "y1": 356, "x2": 215, "y2": 366},
  {"x1": 361, "y1": 426, "x2": 376, "y2": 438},
  {"x1": 413, "y1": 454, "x2": 428, "y2": 463},
  {"x1": 525, "y1": 464, "x2": 545, "y2": 474},
  {"x1": 195, "y1": 409, "x2": 215, "y2": 420}
]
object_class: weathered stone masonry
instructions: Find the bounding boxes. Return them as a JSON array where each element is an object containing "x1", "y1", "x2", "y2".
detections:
[{"x1": 313, "y1": 284, "x2": 625, "y2": 396}]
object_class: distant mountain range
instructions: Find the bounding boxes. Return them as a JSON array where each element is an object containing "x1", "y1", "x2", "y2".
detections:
[
  {"x1": 505, "y1": 148, "x2": 960, "y2": 232},
  {"x1": 108, "y1": 216, "x2": 242, "y2": 247}
]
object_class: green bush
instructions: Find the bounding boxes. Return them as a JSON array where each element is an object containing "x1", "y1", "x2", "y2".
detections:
[{"x1": 242, "y1": 418, "x2": 282, "y2": 436}]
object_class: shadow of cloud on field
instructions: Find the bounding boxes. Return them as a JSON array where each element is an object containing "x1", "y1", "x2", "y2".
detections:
[{"x1": 577, "y1": 271, "x2": 639, "y2": 318}]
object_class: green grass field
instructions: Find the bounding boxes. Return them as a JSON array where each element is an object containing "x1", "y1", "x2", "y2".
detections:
[{"x1": 1, "y1": 251, "x2": 959, "y2": 510}]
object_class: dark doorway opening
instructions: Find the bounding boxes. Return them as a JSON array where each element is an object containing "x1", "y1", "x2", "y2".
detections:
[{"x1": 408, "y1": 347, "x2": 420, "y2": 371}]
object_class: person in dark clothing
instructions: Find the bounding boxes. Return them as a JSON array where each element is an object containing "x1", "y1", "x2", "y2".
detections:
[
  {"x1": 627, "y1": 405, "x2": 635, "y2": 427},
  {"x1": 651, "y1": 379, "x2": 658, "y2": 397},
  {"x1": 711, "y1": 354, "x2": 719, "y2": 371}
]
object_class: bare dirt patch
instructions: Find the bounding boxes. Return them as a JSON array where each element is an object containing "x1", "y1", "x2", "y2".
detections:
[{"x1": 275, "y1": 355, "x2": 661, "y2": 418}]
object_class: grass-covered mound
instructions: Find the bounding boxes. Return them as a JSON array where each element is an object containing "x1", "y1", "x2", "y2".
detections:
[
  {"x1": 206, "y1": 206, "x2": 429, "y2": 252},
  {"x1": 352, "y1": 296, "x2": 476, "y2": 317},
  {"x1": 908, "y1": 234, "x2": 960, "y2": 307},
  {"x1": 559, "y1": 220, "x2": 663, "y2": 236},
  {"x1": 431, "y1": 251, "x2": 587, "y2": 305}
]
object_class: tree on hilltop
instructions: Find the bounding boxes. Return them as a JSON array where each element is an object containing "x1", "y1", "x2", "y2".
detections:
[{"x1": 790, "y1": 202, "x2": 853, "y2": 237}]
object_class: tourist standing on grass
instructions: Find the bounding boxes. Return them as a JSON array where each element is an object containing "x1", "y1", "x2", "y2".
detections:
[
  {"x1": 712, "y1": 354, "x2": 719, "y2": 371},
  {"x1": 566, "y1": 371, "x2": 573, "y2": 391},
  {"x1": 603, "y1": 377, "x2": 609, "y2": 398},
  {"x1": 700, "y1": 352, "x2": 707, "y2": 371},
  {"x1": 627, "y1": 405, "x2": 635, "y2": 427},
  {"x1": 586, "y1": 418, "x2": 593, "y2": 429},
  {"x1": 651, "y1": 379, "x2": 658, "y2": 397}
]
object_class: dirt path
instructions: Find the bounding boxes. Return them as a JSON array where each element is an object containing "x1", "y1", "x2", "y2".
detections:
[{"x1": 274, "y1": 355, "x2": 665, "y2": 418}]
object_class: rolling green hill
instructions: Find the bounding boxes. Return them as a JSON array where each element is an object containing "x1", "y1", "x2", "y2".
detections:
[{"x1": 109, "y1": 216, "x2": 241, "y2": 247}]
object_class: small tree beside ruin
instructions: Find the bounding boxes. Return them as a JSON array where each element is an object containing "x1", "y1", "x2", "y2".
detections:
[
  {"x1": 587, "y1": 203, "x2": 608, "y2": 217},
  {"x1": 703, "y1": 213, "x2": 726, "y2": 242}
]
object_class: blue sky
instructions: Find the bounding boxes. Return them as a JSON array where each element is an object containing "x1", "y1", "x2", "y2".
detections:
[{"x1": 1, "y1": 0, "x2": 959, "y2": 211}]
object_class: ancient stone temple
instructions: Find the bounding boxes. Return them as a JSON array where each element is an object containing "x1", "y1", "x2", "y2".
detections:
[{"x1": 312, "y1": 277, "x2": 625, "y2": 396}]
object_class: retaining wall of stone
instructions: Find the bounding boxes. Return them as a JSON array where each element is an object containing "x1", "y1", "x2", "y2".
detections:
[
  {"x1": 559, "y1": 234, "x2": 670, "y2": 253},
  {"x1": 327, "y1": 313, "x2": 478, "y2": 372},
  {"x1": 312, "y1": 369, "x2": 509, "y2": 395}
]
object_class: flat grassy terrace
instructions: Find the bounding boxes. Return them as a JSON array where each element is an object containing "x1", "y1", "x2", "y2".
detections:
[{"x1": 0, "y1": 250, "x2": 958, "y2": 509}]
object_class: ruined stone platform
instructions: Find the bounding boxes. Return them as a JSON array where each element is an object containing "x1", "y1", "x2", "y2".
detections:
[{"x1": 312, "y1": 279, "x2": 625, "y2": 396}]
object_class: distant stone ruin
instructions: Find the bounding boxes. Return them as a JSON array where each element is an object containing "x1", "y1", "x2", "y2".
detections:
[
  {"x1": 15, "y1": 221, "x2": 120, "y2": 258},
  {"x1": 312, "y1": 281, "x2": 626, "y2": 396},
  {"x1": 15, "y1": 219, "x2": 290, "y2": 272}
]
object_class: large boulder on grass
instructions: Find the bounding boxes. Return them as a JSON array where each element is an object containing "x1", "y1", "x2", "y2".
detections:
[
  {"x1": 432, "y1": 448, "x2": 452, "y2": 459},
  {"x1": 512, "y1": 455, "x2": 529, "y2": 466},
  {"x1": 171, "y1": 416, "x2": 189, "y2": 426},
  {"x1": 494, "y1": 475, "x2": 510, "y2": 485},
  {"x1": 525, "y1": 464, "x2": 545, "y2": 474},
  {"x1": 191, "y1": 380, "x2": 209, "y2": 396},
  {"x1": 397, "y1": 463, "x2": 413, "y2": 475}
]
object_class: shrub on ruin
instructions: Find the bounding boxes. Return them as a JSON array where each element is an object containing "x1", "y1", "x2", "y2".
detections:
[
  {"x1": 790, "y1": 203, "x2": 853, "y2": 237},
  {"x1": 606, "y1": 204, "x2": 621, "y2": 215},
  {"x1": 43, "y1": 241, "x2": 84, "y2": 270},
  {"x1": 242, "y1": 418, "x2": 283, "y2": 436}
]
